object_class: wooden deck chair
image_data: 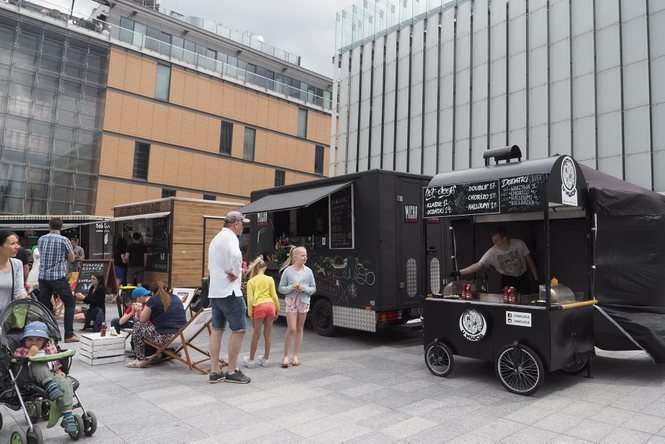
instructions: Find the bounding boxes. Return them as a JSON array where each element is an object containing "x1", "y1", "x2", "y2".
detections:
[{"x1": 144, "y1": 307, "x2": 222, "y2": 374}]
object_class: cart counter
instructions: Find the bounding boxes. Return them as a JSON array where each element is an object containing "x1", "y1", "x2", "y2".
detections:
[{"x1": 423, "y1": 297, "x2": 595, "y2": 372}]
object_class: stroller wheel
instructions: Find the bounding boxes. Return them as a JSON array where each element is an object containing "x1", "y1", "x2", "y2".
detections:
[
  {"x1": 26, "y1": 426, "x2": 44, "y2": 444},
  {"x1": 82, "y1": 411, "x2": 97, "y2": 436},
  {"x1": 9, "y1": 430, "x2": 24, "y2": 444},
  {"x1": 67, "y1": 414, "x2": 84, "y2": 441}
]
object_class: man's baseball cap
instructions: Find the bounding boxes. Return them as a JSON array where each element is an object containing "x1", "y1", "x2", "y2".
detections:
[{"x1": 225, "y1": 211, "x2": 250, "y2": 224}]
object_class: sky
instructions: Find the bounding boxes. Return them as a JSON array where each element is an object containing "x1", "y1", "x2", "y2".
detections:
[{"x1": 158, "y1": 0, "x2": 351, "y2": 78}]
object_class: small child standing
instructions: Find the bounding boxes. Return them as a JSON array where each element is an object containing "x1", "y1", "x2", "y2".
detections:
[
  {"x1": 14, "y1": 321, "x2": 76, "y2": 433},
  {"x1": 243, "y1": 256, "x2": 280, "y2": 368}
]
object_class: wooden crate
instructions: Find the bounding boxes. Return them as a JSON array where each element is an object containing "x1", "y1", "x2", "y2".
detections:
[{"x1": 78, "y1": 332, "x2": 126, "y2": 366}]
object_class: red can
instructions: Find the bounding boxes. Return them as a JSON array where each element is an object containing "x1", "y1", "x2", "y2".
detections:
[
  {"x1": 503, "y1": 286, "x2": 515, "y2": 304},
  {"x1": 463, "y1": 283, "x2": 472, "y2": 300}
]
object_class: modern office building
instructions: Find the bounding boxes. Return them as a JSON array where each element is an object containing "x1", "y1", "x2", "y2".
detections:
[
  {"x1": 0, "y1": 0, "x2": 332, "y2": 216},
  {"x1": 332, "y1": 0, "x2": 665, "y2": 192}
]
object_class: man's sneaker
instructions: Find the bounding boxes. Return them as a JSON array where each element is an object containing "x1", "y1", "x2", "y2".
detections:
[
  {"x1": 208, "y1": 372, "x2": 225, "y2": 384},
  {"x1": 258, "y1": 357, "x2": 270, "y2": 367},
  {"x1": 242, "y1": 356, "x2": 257, "y2": 368},
  {"x1": 224, "y1": 369, "x2": 251, "y2": 384}
]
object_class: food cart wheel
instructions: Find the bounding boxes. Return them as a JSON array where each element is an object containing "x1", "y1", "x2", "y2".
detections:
[
  {"x1": 425, "y1": 341, "x2": 455, "y2": 377},
  {"x1": 311, "y1": 299, "x2": 336, "y2": 337},
  {"x1": 496, "y1": 344, "x2": 544, "y2": 396},
  {"x1": 561, "y1": 356, "x2": 590, "y2": 375}
]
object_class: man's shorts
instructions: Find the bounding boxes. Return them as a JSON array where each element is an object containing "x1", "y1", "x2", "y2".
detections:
[
  {"x1": 211, "y1": 295, "x2": 247, "y2": 331},
  {"x1": 285, "y1": 295, "x2": 310, "y2": 313}
]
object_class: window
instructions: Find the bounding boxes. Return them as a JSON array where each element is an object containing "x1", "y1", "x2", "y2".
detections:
[
  {"x1": 243, "y1": 127, "x2": 256, "y2": 161},
  {"x1": 133, "y1": 142, "x2": 150, "y2": 180},
  {"x1": 315, "y1": 144, "x2": 324, "y2": 175},
  {"x1": 220, "y1": 121, "x2": 233, "y2": 155},
  {"x1": 297, "y1": 108, "x2": 308, "y2": 138},
  {"x1": 274, "y1": 169, "x2": 285, "y2": 187},
  {"x1": 203, "y1": 194, "x2": 216, "y2": 201},
  {"x1": 155, "y1": 64, "x2": 170, "y2": 101},
  {"x1": 161, "y1": 188, "x2": 176, "y2": 198}
]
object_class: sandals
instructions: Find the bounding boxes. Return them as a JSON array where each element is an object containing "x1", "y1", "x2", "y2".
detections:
[
  {"x1": 281, "y1": 357, "x2": 301, "y2": 368},
  {"x1": 126, "y1": 359, "x2": 151, "y2": 368}
]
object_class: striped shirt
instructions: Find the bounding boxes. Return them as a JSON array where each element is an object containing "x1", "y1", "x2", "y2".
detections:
[{"x1": 38, "y1": 232, "x2": 73, "y2": 281}]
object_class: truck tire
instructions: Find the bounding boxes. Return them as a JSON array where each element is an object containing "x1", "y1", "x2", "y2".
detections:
[{"x1": 311, "y1": 299, "x2": 336, "y2": 337}]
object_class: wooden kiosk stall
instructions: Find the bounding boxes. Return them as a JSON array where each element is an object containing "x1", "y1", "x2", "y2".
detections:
[
  {"x1": 423, "y1": 148, "x2": 596, "y2": 395},
  {"x1": 112, "y1": 197, "x2": 244, "y2": 288}
]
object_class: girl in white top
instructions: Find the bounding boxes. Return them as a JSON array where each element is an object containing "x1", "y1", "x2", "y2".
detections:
[
  {"x1": 278, "y1": 246, "x2": 316, "y2": 368},
  {"x1": 0, "y1": 231, "x2": 27, "y2": 311}
]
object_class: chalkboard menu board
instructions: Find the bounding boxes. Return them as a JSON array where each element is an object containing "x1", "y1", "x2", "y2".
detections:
[
  {"x1": 424, "y1": 180, "x2": 500, "y2": 218},
  {"x1": 499, "y1": 174, "x2": 546, "y2": 213},
  {"x1": 330, "y1": 186, "x2": 354, "y2": 249},
  {"x1": 424, "y1": 174, "x2": 547, "y2": 218},
  {"x1": 75, "y1": 259, "x2": 114, "y2": 293}
]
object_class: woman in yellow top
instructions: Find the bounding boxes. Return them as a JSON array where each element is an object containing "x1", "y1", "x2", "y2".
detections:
[{"x1": 243, "y1": 256, "x2": 280, "y2": 368}]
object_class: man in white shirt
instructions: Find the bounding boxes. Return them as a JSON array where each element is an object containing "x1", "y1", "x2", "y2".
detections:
[
  {"x1": 207, "y1": 211, "x2": 251, "y2": 384},
  {"x1": 455, "y1": 226, "x2": 539, "y2": 293}
]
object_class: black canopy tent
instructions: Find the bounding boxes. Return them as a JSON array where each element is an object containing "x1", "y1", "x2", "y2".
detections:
[{"x1": 580, "y1": 166, "x2": 665, "y2": 363}]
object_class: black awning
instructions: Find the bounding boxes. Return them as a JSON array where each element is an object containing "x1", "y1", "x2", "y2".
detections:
[{"x1": 239, "y1": 182, "x2": 352, "y2": 214}]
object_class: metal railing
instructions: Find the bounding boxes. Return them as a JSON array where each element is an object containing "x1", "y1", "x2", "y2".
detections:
[{"x1": 1, "y1": 0, "x2": 332, "y2": 111}]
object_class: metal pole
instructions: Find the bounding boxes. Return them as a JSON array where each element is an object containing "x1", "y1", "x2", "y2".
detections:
[{"x1": 544, "y1": 189, "x2": 551, "y2": 310}]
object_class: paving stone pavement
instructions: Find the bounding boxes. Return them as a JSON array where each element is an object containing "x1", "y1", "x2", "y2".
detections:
[{"x1": 1, "y1": 309, "x2": 664, "y2": 443}]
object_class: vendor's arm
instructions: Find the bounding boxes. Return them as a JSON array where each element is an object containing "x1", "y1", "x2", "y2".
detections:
[
  {"x1": 526, "y1": 254, "x2": 539, "y2": 282},
  {"x1": 459, "y1": 262, "x2": 484, "y2": 276}
]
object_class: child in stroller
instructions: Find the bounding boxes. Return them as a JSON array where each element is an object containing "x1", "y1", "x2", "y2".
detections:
[{"x1": 0, "y1": 299, "x2": 97, "y2": 444}]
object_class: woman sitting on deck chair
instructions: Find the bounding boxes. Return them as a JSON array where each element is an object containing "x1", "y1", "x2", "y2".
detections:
[{"x1": 127, "y1": 282, "x2": 186, "y2": 368}]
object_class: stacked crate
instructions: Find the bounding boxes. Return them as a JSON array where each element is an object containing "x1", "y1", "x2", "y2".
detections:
[{"x1": 78, "y1": 332, "x2": 126, "y2": 366}]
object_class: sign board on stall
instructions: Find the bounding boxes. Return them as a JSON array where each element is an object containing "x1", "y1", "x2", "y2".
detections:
[
  {"x1": 505, "y1": 311, "x2": 532, "y2": 327},
  {"x1": 424, "y1": 174, "x2": 547, "y2": 218},
  {"x1": 75, "y1": 259, "x2": 117, "y2": 294},
  {"x1": 329, "y1": 185, "x2": 354, "y2": 249}
]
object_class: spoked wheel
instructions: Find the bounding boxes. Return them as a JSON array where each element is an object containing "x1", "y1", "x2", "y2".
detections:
[
  {"x1": 496, "y1": 344, "x2": 544, "y2": 396},
  {"x1": 68, "y1": 415, "x2": 84, "y2": 441},
  {"x1": 26, "y1": 426, "x2": 43, "y2": 444},
  {"x1": 425, "y1": 341, "x2": 455, "y2": 377},
  {"x1": 83, "y1": 411, "x2": 98, "y2": 437},
  {"x1": 561, "y1": 356, "x2": 589, "y2": 375},
  {"x1": 311, "y1": 299, "x2": 335, "y2": 337}
]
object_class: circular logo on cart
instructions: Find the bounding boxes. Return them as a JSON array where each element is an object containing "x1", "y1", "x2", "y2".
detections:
[
  {"x1": 459, "y1": 309, "x2": 487, "y2": 342},
  {"x1": 561, "y1": 156, "x2": 577, "y2": 193}
]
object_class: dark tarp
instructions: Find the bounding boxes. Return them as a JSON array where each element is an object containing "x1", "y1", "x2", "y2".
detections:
[{"x1": 581, "y1": 166, "x2": 665, "y2": 362}]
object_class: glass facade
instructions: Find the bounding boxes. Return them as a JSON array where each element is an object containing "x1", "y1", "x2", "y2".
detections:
[{"x1": 0, "y1": 11, "x2": 108, "y2": 214}]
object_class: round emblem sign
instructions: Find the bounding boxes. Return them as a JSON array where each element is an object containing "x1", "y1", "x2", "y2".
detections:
[
  {"x1": 459, "y1": 309, "x2": 487, "y2": 342},
  {"x1": 561, "y1": 156, "x2": 577, "y2": 192}
]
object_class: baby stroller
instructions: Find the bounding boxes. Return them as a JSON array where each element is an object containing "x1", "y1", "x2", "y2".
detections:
[{"x1": 0, "y1": 299, "x2": 97, "y2": 443}]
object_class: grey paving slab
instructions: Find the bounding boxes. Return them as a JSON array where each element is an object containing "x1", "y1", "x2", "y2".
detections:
[{"x1": 0, "y1": 309, "x2": 662, "y2": 444}]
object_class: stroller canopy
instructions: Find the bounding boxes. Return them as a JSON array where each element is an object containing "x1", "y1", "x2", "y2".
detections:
[{"x1": 0, "y1": 300, "x2": 61, "y2": 351}]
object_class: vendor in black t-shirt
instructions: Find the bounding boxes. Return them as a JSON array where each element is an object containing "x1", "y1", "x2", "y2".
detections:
[
  {"x1": 126, "y1": 232, "x2": 147, "y2": 286},
  {"x1": 127, "y1": 282, "x2": 186, "y2": 368}
]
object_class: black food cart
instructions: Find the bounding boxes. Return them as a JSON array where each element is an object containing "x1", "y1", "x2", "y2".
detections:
[
  {"x1": 422, "y1": 148, "x2": 595, "y2": 395},
  {"x1": 240, "y1": 170, "x2": 444, "y2": 336}
]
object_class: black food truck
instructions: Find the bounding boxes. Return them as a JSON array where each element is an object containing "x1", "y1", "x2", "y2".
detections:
[
  {"x1": 422, "y1": 147, "x2": 665, "y2": 395},
  {"x1": 239, "y1": 170, "x2": 444, "y2": 336},
  {"x1": 423, "y1": 148, "x2": 596, "y2": 395}
]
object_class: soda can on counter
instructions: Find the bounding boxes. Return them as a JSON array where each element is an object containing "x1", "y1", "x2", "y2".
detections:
[{"x1": 463, "y1": 283, "x2": 472, "y2": 300}]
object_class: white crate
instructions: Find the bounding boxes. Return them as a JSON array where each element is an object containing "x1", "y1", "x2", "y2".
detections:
[
  {"x1": 78, "y1": 354, "x2": 125, "y2": 366},
  {"x1": 78, "y1": 332, "x2": 126, "y2": 365}
]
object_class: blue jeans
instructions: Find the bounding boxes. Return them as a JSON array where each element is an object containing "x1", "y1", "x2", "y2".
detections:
[
  {"x1": 211, "y1": 296, "x2": 247, "y2": 331},
  {"x1": 38, "y1": 278, "x2": 75, "y2": 338}
]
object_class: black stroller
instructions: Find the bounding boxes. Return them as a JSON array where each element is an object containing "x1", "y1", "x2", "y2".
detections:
[{"x1": 0, "y1": 299, "x2": 97, "y2": 443}]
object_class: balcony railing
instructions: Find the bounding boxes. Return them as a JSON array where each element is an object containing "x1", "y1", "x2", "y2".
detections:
[{"x1": 1, "y1": 0, "x2": 332, "y2": 111}]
